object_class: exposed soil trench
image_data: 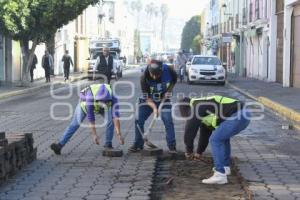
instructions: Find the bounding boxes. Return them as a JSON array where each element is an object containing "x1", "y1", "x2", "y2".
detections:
[{"x1": 151, "y1": 154, "x2": 251, "y2": 200}]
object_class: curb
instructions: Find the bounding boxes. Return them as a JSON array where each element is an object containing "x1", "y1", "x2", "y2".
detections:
[
  {"x1": 228, "y1": 82, "x2": 300, "y2": 131},
  {"x1": 0, "y1": 75, "x2": 86, "y2": 100}
]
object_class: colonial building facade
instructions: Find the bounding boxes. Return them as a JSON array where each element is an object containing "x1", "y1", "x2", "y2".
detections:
[{"x1": 201, "y1": 0, "x2": 300, "y2": 88}]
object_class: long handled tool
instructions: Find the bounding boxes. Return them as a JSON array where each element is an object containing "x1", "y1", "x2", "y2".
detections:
[
  {"x1": 136, "y1": 119, "x2": 158, "y2": 148},
  {"x1": 137, "y1": 84, "x2": 175, "y2": 149},
  {"x1": 138, "y1": 96, "x2": 170, "y2": 148}
]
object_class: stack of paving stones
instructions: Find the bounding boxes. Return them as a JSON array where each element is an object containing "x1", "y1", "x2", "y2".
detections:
[{"x1": 0, "y1": 132, "x2": 37, "y2": 184}]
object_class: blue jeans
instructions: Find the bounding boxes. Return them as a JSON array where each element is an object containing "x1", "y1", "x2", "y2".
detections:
[
  {"x1": 209, "y1": 108, "x2": 251, "y2": 173},
  {"x1": 59, "y1": 103, "x2": 114, "y2": 146},
  {"x1": 134, "y1": 100, "x2": 176, "y2": 148}
]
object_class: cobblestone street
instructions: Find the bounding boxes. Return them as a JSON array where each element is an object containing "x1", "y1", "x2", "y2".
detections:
[{"x1": 0, "y1": 68, "x2": 300, "y2": 200}]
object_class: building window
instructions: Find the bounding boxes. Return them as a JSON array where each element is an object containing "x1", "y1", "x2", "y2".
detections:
[
  {"x1": 80, "y1": 15, "x2": 82, "y2": 34},
  {"x1": 243, "y1": 7, "x2": 247, "y2": 25},
  {"x1": 255, "y1": 0, "x2": 260, "y2": 20},
  {"x1": 75, "y1": 19, "x2": 78, "y2": 33},
  {"x1": 249, "y1": 3, "x2": 253, "y2": 22},
  {"x1": 236, "y1": 14, "x2": 239, "y2": 28},
  {"x1": 276, "y1": 0, "x2": 284, "y2": 13}
]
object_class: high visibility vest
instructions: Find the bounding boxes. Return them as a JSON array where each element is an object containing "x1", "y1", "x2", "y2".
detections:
[
  {"x1": 80, "y1": 84, "x2": 112, "y2": 114},
  {"x1": 190, "y1": 96, "x2": 238, "y2": 129}
]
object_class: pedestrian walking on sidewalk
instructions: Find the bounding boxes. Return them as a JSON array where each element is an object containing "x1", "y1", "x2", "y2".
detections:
[
  {"x1": 42, "y1": 50, "x2": 53, "y2": 82},
  {"x1": 128, "y1": 60, "x2": 178, "y2": 154},
  {"x1": 179, "y1": 96, "x2": 251, "y2": 184},
  {"x1": 61, "y1": 50, "x2": 73, "y2": 81},
  {"x1": 30, "y1": 54, "x2": 38, "y2": 82},
  {"x1": 50, "y1": 83, "x2": 124, "y2": 155}
]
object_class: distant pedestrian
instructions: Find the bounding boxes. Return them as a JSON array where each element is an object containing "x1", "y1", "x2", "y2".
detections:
[
  {"x1": 94, "y1": 47, "x2": 114, "y2": 84},
  {"x1": 123, "y1": 56, "x2": 127, "y2": 65},
  {"x1": 175, "y1": 50, "x2": 187, "y2": 82},
  {"x1": 42, "y1": 50, "x2": 53, "y2": 83},
  {"x1": 30, "y1": 54, "x2": 38, "y2": 82},
  {"x1": 61, "y1": 50, "x2": 73, "y2": 81}
]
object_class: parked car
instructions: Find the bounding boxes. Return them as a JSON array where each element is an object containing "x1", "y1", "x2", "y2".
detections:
[{"x1": 186, "y1": 55, "x2": 226, "y2": 85}]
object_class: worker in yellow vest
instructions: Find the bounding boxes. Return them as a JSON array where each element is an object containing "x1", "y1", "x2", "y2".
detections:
[
  {"x1": 50, "y1": 84, "x2": 124, "y2": 155},
  {"x1": 179, "y1": 95, "x2": 251, "y2": 184}
]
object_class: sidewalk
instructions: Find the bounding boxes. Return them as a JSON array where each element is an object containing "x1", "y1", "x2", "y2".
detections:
[
  {"x1": 0, "y1": 73, "x2": 86, "y2": 100},
  {"x1": 228, "y1": 74, "x2": 300, "y2": 129}
]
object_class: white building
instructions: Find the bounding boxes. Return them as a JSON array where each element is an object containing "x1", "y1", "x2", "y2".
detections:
[{"x1": 283, "y1": 0, "x2": 300, "y2": 88}]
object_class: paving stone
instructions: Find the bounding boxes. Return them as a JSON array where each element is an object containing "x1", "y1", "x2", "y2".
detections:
[
  {"x1": 88, "y1": 189, "x2": 110, "y2": 195},
  {"x1": 107, "y1": 198, "x2": 128, "y2": 200},
  {"x1": 43, "y1": 194, "x2": 66, "y2": 200},
  {"x1": 66, "y1": 191, "x2": 88, "y2": 198},
  {"x1": 84, "y1": 194, "x2": 107, "y2": 200},
  {"x1": 0, "y1": 193, "x2": 24, "y2": 200},
  {"x1": 270, "y1": 189, "x2": 292, "y2": 195},
  {"x1": 21, "y1": 197, "x2": 42, "y2": 200},
  {"x1": 253, "y1": 190, "x2": 273, "y2": 197},
  {"x1": 127, "y1": 196, "x2": 150, "y2": 200},
  {"x1": 253, "y1": 195, "x2": 276, "y2": 200},
  {"x1": 272, "y1": 194, "x2": 297, "y2": 200},
  {"x1": 109, "y1": 191, "x2": 130, "y2": 198}
]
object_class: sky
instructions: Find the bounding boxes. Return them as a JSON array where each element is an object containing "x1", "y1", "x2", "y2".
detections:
[{"x1": 151, "y1": 0, "x2": 209, "y2": 21}]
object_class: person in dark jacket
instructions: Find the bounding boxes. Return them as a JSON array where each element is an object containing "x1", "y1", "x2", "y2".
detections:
[
  {"x1": 61, "y1": 50, "x2": 73, "y2": 81},
  {"x1": 94, "y1": 47, "x2": 114, "y2": 84},
  {"x1": 128, "y1": 60, "x2": 178, "y2": 153},
  {"x1": 42, "y1": 50, "x2": 53, "y2": 82},
  {"x1": 179, "y1": 96, "x2": 251, "y2": 184},
  {"x1": 30, "y1": 54, "x2": 38, "y2": 82}
]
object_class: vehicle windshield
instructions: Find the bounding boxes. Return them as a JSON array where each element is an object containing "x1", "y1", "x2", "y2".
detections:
[
  {"x1": 90, "y1": 51, "x2": 117, "y2": 60},
  {"x1": 192, "y1": 57, "x2": 221, "y2": 65}
]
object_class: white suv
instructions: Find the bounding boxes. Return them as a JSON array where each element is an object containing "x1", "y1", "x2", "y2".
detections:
[{"x1": 186, "y1": 55, "x2": 226, "y2": 85}]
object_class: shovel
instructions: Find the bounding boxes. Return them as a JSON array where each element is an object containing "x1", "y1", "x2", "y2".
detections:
[
  {"x1": 138, "y1": 84, "x2": 175, "y2": 149},
  {"x1": 136, "y1": 119, "x2": 158, "y2": 149}
]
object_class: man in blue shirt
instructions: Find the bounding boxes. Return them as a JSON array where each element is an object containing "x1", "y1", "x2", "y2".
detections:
[{"x1": 128, "y1": 60, "x2": 177, "y2": 153}]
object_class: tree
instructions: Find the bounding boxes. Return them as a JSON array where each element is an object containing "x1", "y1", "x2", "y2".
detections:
[
  {"x1": 0, "y1": 0, "x2": 98, "y2": 84},
  {"x1": 192, "y1": 34, "x2": 203, "y2": 54},
  {"x1": 180, "y1": 15, "x2": 201, "y2": 53},
  {"x1": 133, "y1": 29, "x2": 142, "y2": 63},
  {"x1": 130, "y1": 0, "x2": 143, "y2": 29},
  {"x1": 145, "y1": 2, "x2": 159, "y2": 35},
  {"x1": 160, "y1": 4, "x2": 168, "y2": 50}
]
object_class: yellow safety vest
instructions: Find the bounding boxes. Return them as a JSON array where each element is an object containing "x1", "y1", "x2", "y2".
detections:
[
  {"x1": 190, "y1": 96, "x2": 238, "y2": 129},
  {"x1": 80, "y1": 84, "x2": 112, "y2": 114}
]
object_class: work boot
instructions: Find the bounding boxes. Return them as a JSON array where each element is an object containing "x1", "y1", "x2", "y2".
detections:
[
  {"x1": 104, "y1": 144, "x2": 113, "y2": 150},
  {"x1": 128, "y1": 144, "x2": 143, "y2": 153},
  {"x1": 168, "y1": 145, "x2": 177, "y2": 154},
  {"x1": 50, "y1": 143, "x2": 62, "y2": 155},
  {"x1": 185, "y1": 152, "x2": 194, "y2": 160},
  {"x1": 202, "y1": 171, "x2": 228, "y2": 184}
]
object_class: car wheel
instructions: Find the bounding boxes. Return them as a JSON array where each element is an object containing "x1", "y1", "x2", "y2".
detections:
[
  {"x1": 118, "y1": 71, "x2": 123, "y2": 78},
  {"x1": 187, "y1": 76, "x2": 193, "y2": 85}
]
